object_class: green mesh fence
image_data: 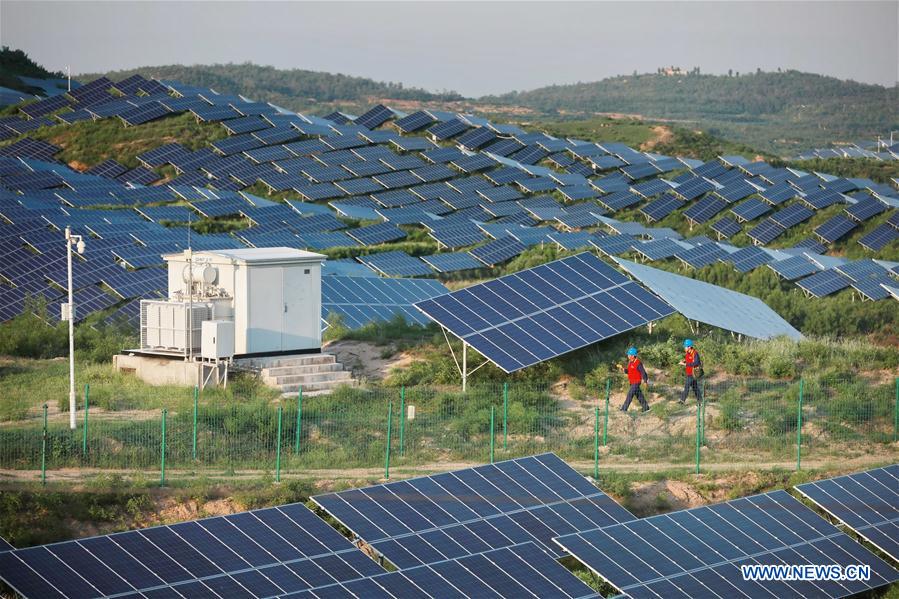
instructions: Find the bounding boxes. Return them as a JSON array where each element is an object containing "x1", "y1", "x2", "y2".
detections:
[{"x1": 2, "y1": 377, "x2": 896, "y2": 482}]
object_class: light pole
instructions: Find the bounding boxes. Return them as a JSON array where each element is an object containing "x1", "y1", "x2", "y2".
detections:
[{"x1": 65, "y1": 227, "x2": 85, "y2": 430}]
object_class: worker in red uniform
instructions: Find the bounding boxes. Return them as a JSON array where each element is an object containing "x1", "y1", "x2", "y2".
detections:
[
  {"x1": 679, "y1": 339, "x2": 703, "y2": 404},
  {"x1": 620, "y1": 347, "x2": 650, "y2": 413}
]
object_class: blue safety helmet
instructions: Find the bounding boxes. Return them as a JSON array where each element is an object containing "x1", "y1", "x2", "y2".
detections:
[
  {"x1": 627, "y1": 347, "x2": 638, "y2": 356},
  {"x1": 684, "y1": 339, "x2": 694, "y2": 348}
]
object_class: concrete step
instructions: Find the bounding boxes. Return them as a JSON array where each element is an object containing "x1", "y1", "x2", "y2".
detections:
[
  {"x1": 262, "y1": 362, "x2": 345, "y2": 377},
  {"x1": 279, "y1": 379, "x2": 355, "y2": 393},
  {"x1": 264, "y1": 371, "x2": 353, "y2": 386},
  {"x1": 267, "y1": 354, "x2": 336, "y2": 368}
]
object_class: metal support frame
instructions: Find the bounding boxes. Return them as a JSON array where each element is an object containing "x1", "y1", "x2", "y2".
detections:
[{"x1": 441, "y1": 326, "x2": 488, "y2": 391}]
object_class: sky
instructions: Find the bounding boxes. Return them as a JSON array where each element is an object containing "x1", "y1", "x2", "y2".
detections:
[{"x1": 2, "y1": 1, "x2": 896, "y2": 97}]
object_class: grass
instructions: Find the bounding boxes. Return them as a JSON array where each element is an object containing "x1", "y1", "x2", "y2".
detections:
[{"x1": 0, "y1": 112, "x2": 226, "y2": 169}]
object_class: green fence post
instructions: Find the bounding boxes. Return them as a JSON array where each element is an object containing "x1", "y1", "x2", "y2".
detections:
[
  {"x1": 694, "y1": 403, "x2": 701, "y2": 474},
  {"x1": 385, "y1": 400, "x2": 393, "y2": 479},
  {"x1": 41, "y1": 404, "x2": 47, "y2": 486},
  {"x1": 82, "y1": 383, "x2": 89, "y2": 457},
  {"x1": 399, "y1": 387, "x2": 406, "y2": 457},
  {"x1": 192, "y1": 386, "x2": 199, "y2": 461},
  {"x1": 490, "y1": 406, "x2": 495, "y2": 464},
  {"x1": 295, "y1": 386, "x2": 303, "y2": 454},
  {"x1": 894, "y1": 377, "x2": 898, "y2": 443},
  {"x1": 160, "y1": 409, "x2": 167, "y2": 487},
  {"x1": 797, "y1": 379, "x2": 804, "y2": 471},
  {"x1": 603, "y1": 378, "x2": 611, "y2": 446},
  {"x1": 594, "y1": 406, "x2": 599, "y2": 479},
  {"x1": 700, "y1": 380, "x2": 706, "y2": 446},
  {"x1": 503, "y1": 382, "x2": 508, "y2": 450},
  {"x1": 275, "y1": 406, "x2": 283, "y2": 483}
]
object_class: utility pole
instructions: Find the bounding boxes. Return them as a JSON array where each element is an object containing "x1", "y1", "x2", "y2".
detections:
[
  {"x1": 66, "y1": 66, "x2": 71, "y2": 92},
  {"x1": 65, "y1": 227, "x2": 85, "y2": 430}
]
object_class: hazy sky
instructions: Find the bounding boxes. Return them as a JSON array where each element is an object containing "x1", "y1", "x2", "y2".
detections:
[{"x1": 3, "y1": 1, "x2": 896, "y2": 96}]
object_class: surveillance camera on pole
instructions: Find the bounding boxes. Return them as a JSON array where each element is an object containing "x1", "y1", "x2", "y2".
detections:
[{"x1": 64, "y1": 226, "x2": 85, "y2": 430}]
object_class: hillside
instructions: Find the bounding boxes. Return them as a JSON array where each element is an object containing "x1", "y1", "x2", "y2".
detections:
[
  {"x1": 483, "y1": 71, "x2": 898, "y2": 155},
  {"x1": 78, "y1": 63, "x2": 464, "y2": 116},
  {"x1": 0, "y1": 46, "x2": 64, "y2": 94}
]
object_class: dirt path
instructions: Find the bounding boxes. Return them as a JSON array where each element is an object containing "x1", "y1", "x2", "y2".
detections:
[{"x1": 3, "y1": 454, "x2": 891, "y2": 484}]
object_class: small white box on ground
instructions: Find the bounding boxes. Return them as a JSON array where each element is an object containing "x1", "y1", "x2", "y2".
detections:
[{"x1": 202, "y1": 320, "x2": 235, "y2": 360}]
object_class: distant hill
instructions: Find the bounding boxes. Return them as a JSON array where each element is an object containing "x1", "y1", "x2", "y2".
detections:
[
  {"x1": 78, "y1": 63, "x2": 464, "y2": 115},
  {"x1": 482, "y1": 71, "x2": 898, "y2": 155},
  {"x1": 0, "y1": 46, "x2": 64, "y2": 93}
]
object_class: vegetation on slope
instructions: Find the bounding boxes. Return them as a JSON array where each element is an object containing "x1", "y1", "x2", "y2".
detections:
[
  {"x1": 0, "y1": 47, "x2": 63, "y2": 93},
  {"x1": 484, "y1": 70, "x2": 898, "y2": 155},
  {"x1": 78, "y1": 63, "x2": 464, "y2": 116}
]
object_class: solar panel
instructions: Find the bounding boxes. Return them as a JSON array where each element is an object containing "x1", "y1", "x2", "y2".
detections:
[
  {"x1": 451, "y1": 154, "x2": 496, "y2": 174},
  {"x1": 844, "y1": 196, "x2": 887, "y2": 222},
  {"x1": 394, "y1": 111, "x2": 436, "y2": 133},
  {"x1": 684, "y1": 196, "x2": 727, "y2": 225},
  {"x1": 708, "y1": 217, "x2": 740, "y2": 240},
  {"x1": 747, "y1": 219, "x2": 786, "y2": 245},
  {"x1": 357, "y1": 251, "x2": 433, "y2": 277},
  {"x1": 346, "y1": 222, "x2": 406, "y2": 246},
  {"x1": 796, "y1": 269, "x2": 852, "y2": 297},
  {"x1": 557, "y1": 489, "x2": 899, "y2": 599},
  {"x1": 0, "y1": 501, "x2": 385, "y2": 599},
  {"x1": 547, "y1": 231, "x2": 596, "y2": 250},
  {"x1": 802, "y1": 188, "x2": 845, "y2": 210},
  {"x1": 456, "y1": 127, "x2": 497, "y2": 151},
  {"x1": 429, "y1": 118, "x2": 469, "y2": 140},
  {"x1": 632, "y1": 238, "x2": 687, "y2": 261},
  {"x1": 815, "y1": 214, "x2": 858, "y2": 243},
  {"x1": 118, "y1": 101, "x2": 170, "y2": 126},
  {"x1": 416, "y1": 253, "x2": 674, "y2": 372},
  {"x1": 429, "y1": 222, "x2": 486, "y2": 249},
  {"x1": 354, "y1": 104, "x2": 394, "y2": 129},
  {"x1": 322, "y1": 276, "x2": 447, "y2": 329},
  {"x1": 313, "y1": 453, "x2": 636, "y2": 567},
  {"x1": 672, "y1": 176, "x2": 715, "y2": 201},
  {"x1": 725, "y1": 245, "x2": 774, "y2": 273},
  {"x1": 468, "y1": 236, "x2": 527, "y2": 267},
  {"x1": 768, "y1": 255, "x2": 821, "y2": 280},
  {"x1": 640, "y1": 194, "x2": 682, "y2": 222},
  {"x1": 771, "y1": 203, "x2": 816, "y2": 229},
  {"x1": 420, "y1": 252, "x2": 482, "y2": 273},
  {"x1": 858, "y1": 223, "x2": 899, "y2": 251},
  {"x1": 597, "y1": 190, "x2": 641, "y2": 211},
  {"x1": 675, "y1": 243, "x2": 727, "y2": 268}
]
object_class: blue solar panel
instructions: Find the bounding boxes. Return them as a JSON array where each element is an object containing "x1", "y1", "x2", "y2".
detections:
[
  {"x1": 428, "y1": 222, "x2": 486, "y2": 249},
  {"x1": 313, "y1": 453, "x2": 636, "y2": 566},
  {"x1": 683, "y1": 196, "x2": 727, "y2": 224},
  {"x1": 322, "y1": 276, "x2": 447, "y2": 329},
  {"x1": 598, "y1": 190, "x2": 641, "y2": 211},
  {"x1": 797, "y1": 269, "x2": 852, "y2": 297},
  {"x1": 640, "y1": 194, "x2": 682, "y2": 222},
  {"x1": 557, "y1": 489, "x2": 899, "y2": 599},
  {"x1": 346, "y1": 222, "x2": 406, "y2": 246},
  {"x1": 725, "y1": 245, "x2": 774, "y2": 273},
  {"x1": 394, "y1": 111, "x2": 436, "y2": 133},
  {"x1": 469, "y1": 236, "x2": 527, "y2": 267},
  {"x1": 768, "y1": 255, "x2": 821, "y2": 280},
  {"x1": 428, "y1": 118, "x2": 469, "y2": 140},
  {"x1": 858, "y1": 223, "x2": 899, "y2": 251},
  {"x1": 747, "y1": 218, "x2": 786, "y2": 245},
  {"x1": 415, "y1": 253, "x2": 674, "y2": 372},
  {"x1": 796, "y1": 465, "x2": 899, "y2": 561},
  {"x1": 357, "y1": 251, "x2": 433, "y2": 277},
  {"x1": 420, "y1": 252, "x2": 482, "y2": 273},
  {"x1": 675, "y1": 242, "x2": 727, "y2": 269},
  {"x1": 730, "y1": 198, "x2": 771, "y2": 222},
  {"x1": 451, "y1": 154, "x2": 496, "y2": 174},
  {"x1": 0, "y1": 501, "x2": 384, "y2": 599},
  {"x1": 354, "y1": 104, "x2": 394, "y2": 129},
  {"x1": 844, "y1": 196, "x2": 887, "y2": 222},
  {"x1": 815, "y1": 214, "x2": 858, "y2": 243},
  {"x1": 632, "y1": 238, "x2": 687, "y2": 261},
  {"x1": 771, "y1": 203, "x2": 815, "y2": 228}
]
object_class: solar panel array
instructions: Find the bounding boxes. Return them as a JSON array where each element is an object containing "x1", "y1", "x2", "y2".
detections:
[
  {"x1": 313, "y1": 453, "x2": 636, "y2": 567},
  {"x1": 556, "y1": 489, "x2": 899, "y2": 599},
  {"x1": 322, "y1": 276, "x2": 448, "y2": 329},
  {"x1": 415, "y1": 253, "x2": 674, "y2": 372}
]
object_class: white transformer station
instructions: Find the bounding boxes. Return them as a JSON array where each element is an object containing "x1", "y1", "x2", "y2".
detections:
[{"x1": 116, "y1": 247, "x2": 326, "y2": 388}]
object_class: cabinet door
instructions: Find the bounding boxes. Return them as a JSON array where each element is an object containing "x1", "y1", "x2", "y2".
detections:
[
  {"x1": 247, "y1": 267, "x2": 283, "y2": 353},
  {"x1": 281, "y1": 266, "x2": 315, "y2": 350}
]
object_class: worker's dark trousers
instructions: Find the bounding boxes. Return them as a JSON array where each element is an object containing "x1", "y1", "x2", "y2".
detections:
[
  {"x1": 681, "y1": 376, "x2": 702, "y2": 403},
  {"x1": 622, "y1": 383, "x2": 649, "y2": 411}
]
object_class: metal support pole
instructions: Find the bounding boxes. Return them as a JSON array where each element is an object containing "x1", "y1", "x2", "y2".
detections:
[
  {"x1": 594, "y1": 406, "x2": 599, "y2": 479},
  {"x1": 160, "y1": 409, "x2": 167, "y2": 487},
  {"x1": 385, "y1": 401, "x2": 393, "y2": 479},
  {"x1": 694, "y1": 403, "x2": 701, "y2": 475},
  {"x1": 295, "y1": 386, "x2": 303, "y2": 454},
  {"x1": 894, "y1": 377, "x2": 898, "y2": 443},
  {"x1": 603, "y1": 378, "x2": 611, "y2": 446},
  {"x1": 700, "y1": 380, "x2": 706, "y2": 446},
  {"x1": 399, "y1": 387, "x2": 406, "y2": 457},
  {"x1": 66, "y1": 227, "x2": 76, "y2": 430},
  {"x1": 503, "y1": 382, "x2": 508, "y2": 450},
  {"x1": 192, "y1": 386, "x2": 199, "y2": 460},
  {"x1": 41, "y1": 404, "x2": 47, "y2": 486},
  {"x1": 490, "y1": 406, "x2": 495, "y2": 464},
  {"x1": 275, "y1": 406, "x2": 283, "y2": 483},
  {"x1": 462, "y1": 342, "x2": 467, "y2": 393},
  {"x1": 797, "y1": 379, "x2": 804, "y2": 471},
  {"x1": 82, "y1": 383, "x2": 89, "y2": 456}
]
